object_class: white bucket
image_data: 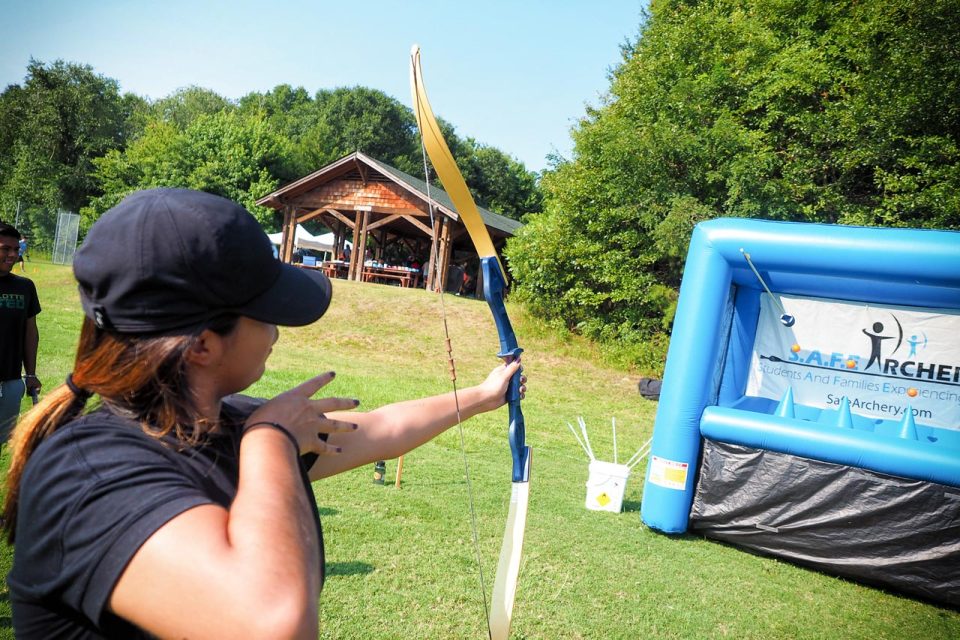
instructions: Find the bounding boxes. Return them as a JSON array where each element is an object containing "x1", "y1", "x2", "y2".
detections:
[{"x1": 585, "y1": 460, "x2": 631, "y2": 513}]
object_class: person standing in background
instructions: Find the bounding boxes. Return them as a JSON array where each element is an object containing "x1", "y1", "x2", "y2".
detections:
[
  {"x1": 0, "y1": 223, "x2": 41, "y2": 448},
  {"x1": 17, "y1": 235, "x2": 28, "y2": 272}
]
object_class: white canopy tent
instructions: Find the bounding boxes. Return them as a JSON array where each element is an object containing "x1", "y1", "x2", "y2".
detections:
[{"x1": 267, "y1": 225, "x2": 349, "y2": 258}]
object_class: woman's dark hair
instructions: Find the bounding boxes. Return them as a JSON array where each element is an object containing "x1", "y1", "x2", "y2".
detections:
[{"x1": 2, "y1": 314, "x2": 239, "y2": 542}]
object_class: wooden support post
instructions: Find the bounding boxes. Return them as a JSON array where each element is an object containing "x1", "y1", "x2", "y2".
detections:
[
  {"x1": 438, "y1": 218, "x2": 453, "y2": 293},
  {"x1": 348, "y1": 212, "x2": 364, "y2": 280},
  {"x1": 376, "y1": 230, "x2": 387, "y2": 263},
  {"x1": 281, "y1": 206, "x2": 297, "y2": 263},
  {"x1": 352, "y1": 209, "x2": 371, "y2": 281},
  {"x1": 426, "y1": 216, "x2": 441, "y2": 292}
]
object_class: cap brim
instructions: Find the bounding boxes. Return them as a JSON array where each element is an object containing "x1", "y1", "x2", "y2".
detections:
[{"x1": 236, "y1": 263, "x2": 333, "y2": 327}]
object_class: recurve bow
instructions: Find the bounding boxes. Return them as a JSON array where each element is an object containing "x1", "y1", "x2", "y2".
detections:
[{"x1": 410, "y1": 44, "x2": 531, "y2": 640}]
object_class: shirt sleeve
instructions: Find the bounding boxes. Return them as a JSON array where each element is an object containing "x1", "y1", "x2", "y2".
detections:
[
  {"x1": 26, "y1": 278, "x2": 40, "y2": 317},
  {"x1": 79, "y1": 464, "x2": 215, "y2": 625},
  {"x1": 11, "y1": 422, "x2": 221, "y2": 627}
]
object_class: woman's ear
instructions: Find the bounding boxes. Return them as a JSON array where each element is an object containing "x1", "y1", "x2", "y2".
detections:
[{"x1": 184, "y1": 329, "x2": 224, "y2": 367}]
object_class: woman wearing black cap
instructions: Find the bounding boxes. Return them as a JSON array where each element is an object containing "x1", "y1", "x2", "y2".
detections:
[{"x1": 2, "y1": 188, "x2": 524, "y2": 639}]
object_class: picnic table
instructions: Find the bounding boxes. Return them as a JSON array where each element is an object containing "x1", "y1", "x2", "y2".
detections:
[
  {"x1": 362, "y1": 263, "x2": 421, "y2": 288},
  {"x1": 320, "y1": 260, "x2": 349, "y2": 279}
]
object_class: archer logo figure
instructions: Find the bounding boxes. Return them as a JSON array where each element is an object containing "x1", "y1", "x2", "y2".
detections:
[
  {"x1": 906, "y1": 333, "x2": 928, "y2": 358},
  {"x1": 862, "y1": 322, "x2": 893, "y2": 370}
]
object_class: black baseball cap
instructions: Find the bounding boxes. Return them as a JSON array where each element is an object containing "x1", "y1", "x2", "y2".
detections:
[{"x1": 74, "y1": 188, "x2": 332, "y2": 333}]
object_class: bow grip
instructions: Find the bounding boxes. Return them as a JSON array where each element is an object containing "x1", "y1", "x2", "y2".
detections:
[
  {"x1": 481, "y1": 257, "x2": 521, "y2": 360},
  {"x1": 507, "y1": 398, "x2": 529, "y2": 483},
  {"x1": 481, "y1": 257, "x2": 530, "y2": 483}
]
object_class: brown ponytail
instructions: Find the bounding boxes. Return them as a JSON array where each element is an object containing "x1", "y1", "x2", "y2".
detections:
[{"x1": 3, "y1": 315, "x2": 238, "y2": 542}]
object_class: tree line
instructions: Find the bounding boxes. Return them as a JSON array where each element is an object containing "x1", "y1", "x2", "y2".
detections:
[
  {"x1": 0, "y1": 61, "x2": 542, "y2": 249},
  {"x1": 505, "y1": 0, "x2": 959, "y2": 371}
]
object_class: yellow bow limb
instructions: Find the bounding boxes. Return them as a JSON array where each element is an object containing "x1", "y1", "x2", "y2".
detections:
[{"x1": 409, "y1": 45, "x2": 503, "y2": 272}]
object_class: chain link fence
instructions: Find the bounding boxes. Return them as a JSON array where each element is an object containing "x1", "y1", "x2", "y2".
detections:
[
  {"x1": 52, "y1": 210, "x2": 80, "y2": 265},
  {"x1": 2, "y1": 201, "x2": 71, "y2": 259}
]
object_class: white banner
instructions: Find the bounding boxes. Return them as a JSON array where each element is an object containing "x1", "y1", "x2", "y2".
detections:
[{"x1": 746, "y1": 294, "x2": 960, "y2": 430}]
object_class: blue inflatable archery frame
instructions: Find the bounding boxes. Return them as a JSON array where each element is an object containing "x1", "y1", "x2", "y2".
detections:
[{"x1": 640, "y1": 218, "x2": 960, "y2": 534}]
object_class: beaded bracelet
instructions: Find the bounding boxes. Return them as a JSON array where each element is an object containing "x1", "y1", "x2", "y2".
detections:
[{"x1": 243, "y1": 421, "x2": 300, "y2": 456}]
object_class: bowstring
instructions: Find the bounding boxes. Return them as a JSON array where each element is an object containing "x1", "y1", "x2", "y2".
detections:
[{"x1": 418, "y1": 127, "x2": 493, "y2": 640}]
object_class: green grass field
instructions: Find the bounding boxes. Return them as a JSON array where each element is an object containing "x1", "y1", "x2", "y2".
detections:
[{"x1": 1, "y1": 262, "x2": 957, "y2": 639}]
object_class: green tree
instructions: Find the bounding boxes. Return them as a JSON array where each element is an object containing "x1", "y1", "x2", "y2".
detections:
[
  {"x1": 507, "y1": 0, "x2": 960, "y2": 357},
  {"x1": 0, "y1": 59, "x2": 144, "y2": 249},
  {"x1": 238, "y1": 84, "x2": 314, "y2": 182},
  {"x1": 299, "y1": 86, "x2": 421, "y2": 174},
  {"x1": 831, "y1": 0, "x2": 960, "y2": 228},
  {"x1": 238, "y1": 84, "x2": 542, "y2": 220},
  {"x1": 455, "y1": 140, "x2": 542, "y2": 220},
  {"x1": 0, "y1": 56, "x2": 541, "y2": 250},
  {"x1": 85, "y1": 110, "x2": 285, "y2": 228},
  {"x1": 238, "y1": 84, "x2": 313, "y2": 124},
  {"x1": 151, "y1": 85, "x2": 234, "y2": 130}
]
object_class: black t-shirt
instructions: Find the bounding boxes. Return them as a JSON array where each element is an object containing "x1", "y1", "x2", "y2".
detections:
[
  {"x1": 8, "y1": 396, "x2": 324, "y2": 639},
  {"x1": 0, "y1": 273, "x2": 41, "y2": 380}
]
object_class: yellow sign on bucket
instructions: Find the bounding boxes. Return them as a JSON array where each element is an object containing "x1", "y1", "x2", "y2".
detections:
[{"x1": 585, "y1": 460, "x2": 631, "y2": 513}]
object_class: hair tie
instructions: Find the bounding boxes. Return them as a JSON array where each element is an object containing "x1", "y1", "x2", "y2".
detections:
[{"x1": 65, "y1": 374, "x2": 92, "y2": 401}]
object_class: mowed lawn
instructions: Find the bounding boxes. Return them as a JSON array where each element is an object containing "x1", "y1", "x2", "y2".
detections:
[{"x1": 1, "y1": 261, "x2": 957, "y2": 639}]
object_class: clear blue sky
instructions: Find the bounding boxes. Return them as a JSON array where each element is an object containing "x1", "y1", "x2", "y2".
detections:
[{"x1": 0, "y1": 0, "x2": 646, "y2": 173}]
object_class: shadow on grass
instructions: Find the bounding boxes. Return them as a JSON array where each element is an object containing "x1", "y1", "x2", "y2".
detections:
[{"x1": 326, "y1": 561, "x2": 374, "y2": 577}]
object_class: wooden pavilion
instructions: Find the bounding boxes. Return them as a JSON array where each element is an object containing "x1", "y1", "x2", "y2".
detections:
[{"x1": 256, "y1": 152, "x2": 522, "y2": 292}]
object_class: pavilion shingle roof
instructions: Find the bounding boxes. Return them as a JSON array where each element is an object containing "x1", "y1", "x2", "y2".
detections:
[
  {"x1": 360, "y1": 153, "x2": 523, "y2": 236},
  {"x1": 257, "y1": 151, "x2": 523, "y2": 238}
]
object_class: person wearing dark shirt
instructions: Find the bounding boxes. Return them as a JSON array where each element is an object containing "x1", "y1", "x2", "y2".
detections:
[
  {"x1": 0, "y1": 223, "x2": 41, "y2": 448},
  {"x1": 3, "y1": 189, "x2": 524, "y2": 639}
]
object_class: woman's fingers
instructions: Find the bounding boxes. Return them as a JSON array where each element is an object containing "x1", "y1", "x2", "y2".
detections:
[
  {"x1": 311, "y1": 396, "x2": 360, "y2": 414},
  {"x1": 306, "y1": 415, "x2": 359, "y2": 456},
  {"x1": 284, "y1": 371, "x2": 337, "y2": 399},
  {"x1": 316, "y1": 413, "x2": 359, "y2": 436}
]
